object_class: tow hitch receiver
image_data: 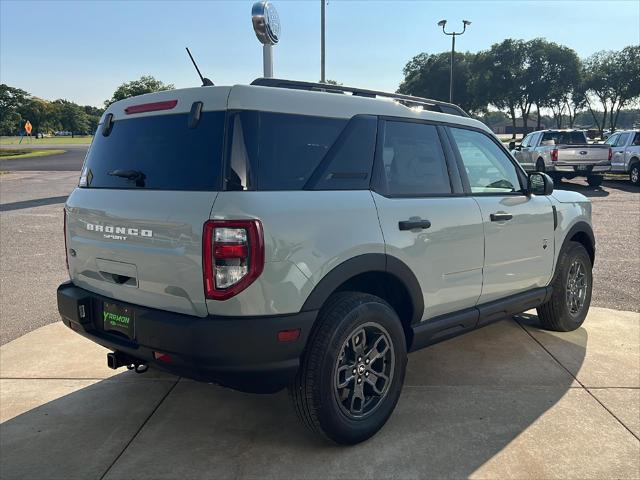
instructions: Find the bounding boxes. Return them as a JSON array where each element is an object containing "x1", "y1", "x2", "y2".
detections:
[{"x1": 107, "y1": 351, "x2": 148, "y2": 373}]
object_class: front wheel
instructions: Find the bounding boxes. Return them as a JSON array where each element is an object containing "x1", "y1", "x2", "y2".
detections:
[
  {"x1": 587, "y1": 175, "x2": 603, "y2": 187},
  {"x1": 537, "y1": 241, "x2": 592, "y2": 331},
  {"x1": 630, "y1": 162, "x2": 639, "y2": 186},
  {"x1": 289, "y1": 292, "x2": 407, "y2": 444}
]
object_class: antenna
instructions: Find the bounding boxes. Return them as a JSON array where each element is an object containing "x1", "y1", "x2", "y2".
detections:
[{"x1": 185, "y1": 47, "x2": 214, "y2": 86}]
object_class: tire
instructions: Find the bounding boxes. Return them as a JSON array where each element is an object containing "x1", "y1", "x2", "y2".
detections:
[
  {"x1": 537, "y1": 241, "x2": 592, "y2": 332},
  {"x1": 587, "y1": 175, "x2": 603, "y2": 187},
  {"x1": 536, "y1": 158, "x2": 546, "y2": 173},
  {"x1": 630, "y1": 162, "x2": 640, "y2": 186},
  {"x1": 289, "y1": 292, "x2": 407, "y2": 445}
]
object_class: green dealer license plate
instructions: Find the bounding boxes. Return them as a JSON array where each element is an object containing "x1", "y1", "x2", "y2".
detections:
[{"x1": 103, "y1": 302, "x2": 135, "y2": 339}]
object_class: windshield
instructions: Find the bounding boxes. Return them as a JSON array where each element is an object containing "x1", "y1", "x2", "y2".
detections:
[
  {"x1": 541, "y1": 131, "x2": 587, "y2": 145},
  {"x1": 80, "y1": 112, "x2": 225, "y2": 190}
]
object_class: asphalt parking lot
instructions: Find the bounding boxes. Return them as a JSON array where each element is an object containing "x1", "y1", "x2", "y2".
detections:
[{"x1": 0, "y1": 155, "x2": 639, "y2": 479}]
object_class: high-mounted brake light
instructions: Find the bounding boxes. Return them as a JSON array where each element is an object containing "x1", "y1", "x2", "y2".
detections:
[
  {"x1": 551, "y1": 148, "x2": 558, "y2": 162},
  {"x1": 124, "y1": 100, "x2": 178, "y2": 115},
  {"x1": 203, "y1": 220, "x2": 265, "y2": 300}
]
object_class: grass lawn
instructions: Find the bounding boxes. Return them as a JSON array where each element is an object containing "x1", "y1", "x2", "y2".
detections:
[
  {"x1": 0, "y1": 136, "x2": 92, "y2": 145},
  {"x1": 0, "y1": 149, "x2": 66, "y2": 160}
]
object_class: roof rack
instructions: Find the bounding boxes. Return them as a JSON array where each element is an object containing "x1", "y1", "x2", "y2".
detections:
[{"x1": 250, "y1": 78, "x2": 469, "y2": 118}]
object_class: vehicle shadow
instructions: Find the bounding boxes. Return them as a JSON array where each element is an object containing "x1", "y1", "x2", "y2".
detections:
[
  {"x1": 602, "y1": 177, "x2": 639, "y2": 193},
  {"x1": 554, "y1": 179, "x2": 610, "y2": 198},
  {"x1": 0, "y1": 315, "x2": 587, "y2": 479},
  {"x1": 0, "y1": 195, "x2": 69, "y2": 212}
]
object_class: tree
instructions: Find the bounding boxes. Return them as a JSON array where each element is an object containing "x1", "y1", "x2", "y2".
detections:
[
  {"x1": 0, "y1": 84, "x2": 28, "y2": 135},
  {"x1": 20, "y1": 97, "x2": 58, "y2": 136},
  {"x1": 398, "y1": 51, "x2": 484, "y2": 114},
  {"x1": 530, "y1": 41, "x2": 582, "y2": 128},
  {"x1": 105, "y1": 75, "x2": 174, "y2": 107},
  {"x1": 54, "y1": 100, "x2": 90, "y2": 136},
  {"x1": 472, "y1": 39, "x2": 527, "y2": 137},
  {"x1": 583, "y1": 47, "x2": 640, "y2": 135},
  {"x1": 609, "y1": 46, "x2": 640, "y2": 131}
]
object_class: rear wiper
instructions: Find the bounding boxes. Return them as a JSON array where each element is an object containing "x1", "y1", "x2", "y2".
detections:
[{"x1": 108, "y1": 169, "x2": 146, "y2": 187}]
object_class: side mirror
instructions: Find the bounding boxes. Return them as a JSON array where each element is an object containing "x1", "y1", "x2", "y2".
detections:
[
  {"x1": 528, "y1": 172, "x2": 554, "y2": 195},
  {"x1": 508, "y1": 141, "x2": 516, "y2": 150}
]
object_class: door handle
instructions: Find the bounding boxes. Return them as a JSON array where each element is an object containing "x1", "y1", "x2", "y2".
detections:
[
  {"x1": 398, "y1": 219, "x2": 431, "y2": 231},
  {"x1": 490, "y1": 213, "x2": 513, "y2": 222}
]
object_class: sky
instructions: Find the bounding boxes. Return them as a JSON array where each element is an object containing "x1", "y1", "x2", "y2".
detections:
[{"x1": 1, "y1": 0, "x2": 639, "y2": 107}]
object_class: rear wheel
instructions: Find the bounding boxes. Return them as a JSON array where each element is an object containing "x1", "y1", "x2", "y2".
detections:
[
  {"x1": 289, "y1": 292, "x2": 407, "y2": 444},
  {"x1": 587, "y1": 175, "x2": 603, "y2": 187},
  {"x1": 536, "y1": 158, "x2": 546, "y2": 173},
  {"x1": 630, "y1": 162, "x2": 639, "y2": 186},
  {"x1": 537, "y1": 241, "x2": 592, "y2": 332}
]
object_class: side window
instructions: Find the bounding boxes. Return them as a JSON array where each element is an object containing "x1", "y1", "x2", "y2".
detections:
[
  {"x1": 226, "y1": 112, "x2": 347, "y2": 191},
  {"x1": 604, "y1": 134, "x2": 618, "y2": 146},
  {"x1": 520, "y1": 134, "x2": 531, "y2": 148},
  {"x1": 377, "y1": 121, "x2": 452, "y2": 196},
  {"x1": 450, "y1": 127, "x2": 522, "y2": 194},
  {"x1": 530, "y1": 132, "x2": 540, "y2": 147},
  {"x1": 616, "y1": 133, "x2": 631, "y2": 147},
  {"x1": 309, "y1": 116, "x2": 377, "y2": 190},
  {"x1": 633, "y1": 132, "x2": 640, "y2": 146}
]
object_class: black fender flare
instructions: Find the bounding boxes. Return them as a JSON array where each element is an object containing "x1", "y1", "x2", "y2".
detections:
[
  {"x1": 560, "y1": 221, "x2": 595, "y2": 263},
  {"x1": 300, "y1": 253, "x2": 424, "y2": 325}
]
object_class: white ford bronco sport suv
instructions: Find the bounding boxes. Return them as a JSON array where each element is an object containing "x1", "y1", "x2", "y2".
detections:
[{"x1": 58, "y1": 78, "x2": 595, "y2": 445}]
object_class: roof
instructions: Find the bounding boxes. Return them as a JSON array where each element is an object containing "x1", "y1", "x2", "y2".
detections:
[{"x1": 102, "y1": 81, "x2": 491, "y2": 134}]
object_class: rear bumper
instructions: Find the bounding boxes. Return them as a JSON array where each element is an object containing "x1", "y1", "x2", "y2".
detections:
[
  {"x1": 57, "y1": 282, "x2": 316, "y2": 393},
  {"x1": 548, "y1": 164, "x2": 610, "y2": 173}
]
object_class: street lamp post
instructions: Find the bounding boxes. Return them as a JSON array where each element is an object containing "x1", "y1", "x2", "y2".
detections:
[
  {"x1": 437, "y1": 19, "x2": 471, "y2": 103},
  {"x1": 320, "y1": 0, "x2": 326, "y2": 83}
]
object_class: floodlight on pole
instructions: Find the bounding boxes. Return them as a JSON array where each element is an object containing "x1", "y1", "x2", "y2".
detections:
[
  {"x1": 252, "y1": 1, "x2": 281, "y2": 78},
  {"x1": 437, "y1": 19, "x2": 470, "y2": 103}
]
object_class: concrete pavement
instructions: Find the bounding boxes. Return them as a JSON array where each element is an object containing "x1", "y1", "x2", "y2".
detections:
[
  {"x1": 1, "y1": 308, "x2": 638, "y2": 479},
  {"x1": 0, "y1": 172, "x2": 76, "y2": 345}
]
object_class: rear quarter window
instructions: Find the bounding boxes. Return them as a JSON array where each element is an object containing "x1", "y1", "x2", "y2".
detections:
[
  {"x1": 81, "y1": 111, "x2": 225, "y2": 191},
  {"x1": 225, "y1": 112, "x2": 376, "y2": 191}
]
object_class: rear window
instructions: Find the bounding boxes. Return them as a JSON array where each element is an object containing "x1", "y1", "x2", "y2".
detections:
[
  {"x1": 541, "y1": 131, "x2": 587, "y2": 145},
  {"x1": 80, "y1": 112, "x2": 225, "y2": 190},
  {"x1": 224, "y1": 112, "x2": 376, "y2": 191}
]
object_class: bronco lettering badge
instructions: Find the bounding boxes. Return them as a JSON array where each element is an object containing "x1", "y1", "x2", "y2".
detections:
[{"x1": 86, "y1": 223, "x2": 153, "y2": 241}]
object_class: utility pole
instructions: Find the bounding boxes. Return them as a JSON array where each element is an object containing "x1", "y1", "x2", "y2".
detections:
[
  {"x1": 437, "y1": 19, "x2": 471, "y2": 103},
  {"x1": 320, "y1": 0, "x2": 326, "y2": 83}
]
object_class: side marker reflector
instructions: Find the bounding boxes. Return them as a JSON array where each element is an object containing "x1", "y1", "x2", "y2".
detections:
[{"x1": 277, "y1": 329, "x2": 301, "y2": 342}]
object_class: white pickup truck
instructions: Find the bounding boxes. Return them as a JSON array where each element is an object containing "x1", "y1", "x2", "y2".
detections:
[
  {"x1": 605, "y1": 129, "x2": 640, "y2": 185},
  {"x1": 511, "y1": 130, "x2": 611, "y2": 186}
]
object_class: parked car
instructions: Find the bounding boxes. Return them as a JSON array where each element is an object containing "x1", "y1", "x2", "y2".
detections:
[
  {"x1": 55, "y1": 131, "x2": 72, "y2": 136},
  {"x1": 510, "y1": 129, "x2": 611, "y2": 186},
  {"x1": 604, "y1": 130, "x2": 640, "y2": 185},
  {"x1": 58, "y1": 79, "x2": 595, "y2": 445}
]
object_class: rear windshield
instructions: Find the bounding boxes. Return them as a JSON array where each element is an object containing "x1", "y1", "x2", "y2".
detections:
[
  {"x1": 80, "y1": 112, "x2": 225, "y2": 190},
  {"x1": 541, "y1": 131, "x2": 587, "y2": 145}
]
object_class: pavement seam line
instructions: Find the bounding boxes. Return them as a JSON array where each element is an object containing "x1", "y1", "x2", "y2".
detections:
[
  {"x1": 98, "y1": 376, "x2": 181, "y2": 480},
  {"x1": 515, "y1": 319, "x2": 640, "y2": 442},
  {"x1": 0, "y1": 377, "x2": 176, "y2": 381}
]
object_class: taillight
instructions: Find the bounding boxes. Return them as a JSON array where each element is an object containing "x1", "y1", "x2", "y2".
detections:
[
  {"x1": 608, "y1": 148, "x2": 612, "y2": 161},
  {"x1": 63, "y1": 209, "x2": 69, "y2": 273},
  {"x1": 551, "y1": 149, "x2": 558, "y2": 162},
  {"x1": 203, "y1": 220, "x2": 264, "y2": 300}
]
